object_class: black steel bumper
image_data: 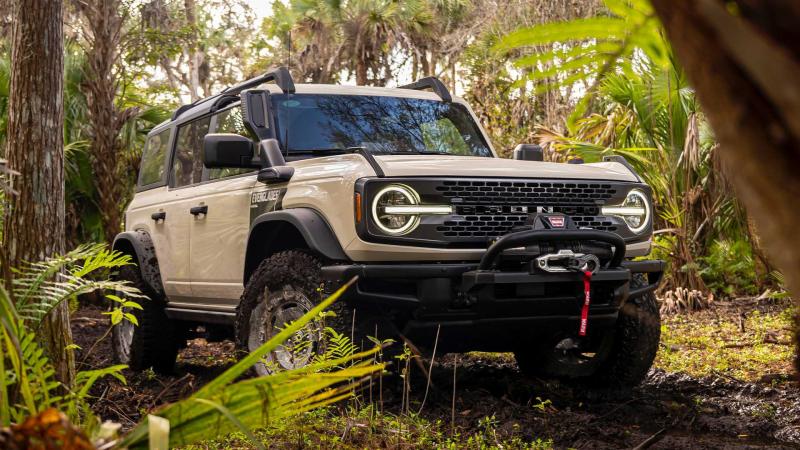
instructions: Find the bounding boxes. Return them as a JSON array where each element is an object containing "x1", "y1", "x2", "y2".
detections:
[{"x1": 322, "y1": 229, "x2": 664, "y2": 352}]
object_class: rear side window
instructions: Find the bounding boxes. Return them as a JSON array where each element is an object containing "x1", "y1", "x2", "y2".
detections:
[
  {"x1": 172, "y1": 116, "x2": 211, "y2": 187},
  {"x1": 207, "y1": 107, "x2": 257, "y2": 181},
  {"x1": 138, "y1": 129, "x2": 171, "y2": 187}
]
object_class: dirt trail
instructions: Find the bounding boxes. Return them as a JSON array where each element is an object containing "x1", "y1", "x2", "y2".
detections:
[
  {"x1": 415, "y1": 354, "x2": 800, "y2": 449},
  {"x1": 72, "y1": 305, "x2": 799, "y2": 449}
]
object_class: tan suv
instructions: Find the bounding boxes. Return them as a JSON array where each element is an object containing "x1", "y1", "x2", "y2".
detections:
[{"x1": 111, "y1": 67, "x2": 664, "y2": 386}]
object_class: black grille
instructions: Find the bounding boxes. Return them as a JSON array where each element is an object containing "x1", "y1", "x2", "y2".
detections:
[
  {"x1": 433, "y1": 180, "x2": 619, "y2": 239},
  {"x1": 435, "y1": 180, "x2": 617, "y2": 204},
  {"x1": 359, "y1": 177, "x2": 646, "y2": 248}
]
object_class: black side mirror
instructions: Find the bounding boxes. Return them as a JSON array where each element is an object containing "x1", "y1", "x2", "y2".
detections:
[
  {"x1": 203, "y1": 133, "x2": 259, "y2": 169},
  {"x1": 513, "y1": 144, "x2": 544, "y2": 162}
]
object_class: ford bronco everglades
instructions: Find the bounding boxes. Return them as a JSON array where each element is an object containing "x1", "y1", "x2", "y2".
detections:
[{"x1": 110, "y1": 67, "x2": 664, "y2": 386}]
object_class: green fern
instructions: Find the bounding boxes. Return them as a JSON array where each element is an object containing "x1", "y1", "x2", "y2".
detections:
[
  {"x1": 1, "y1": 244, "x2": 138, "y2": 428},
  {"x1": 313, "y1": 327, "x2": 357, "y2": 367},
  {"x1": 12, "y1": 243, "x2": 144, "y2": 327}
]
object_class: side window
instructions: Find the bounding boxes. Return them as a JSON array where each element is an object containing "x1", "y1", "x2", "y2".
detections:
[
  {"x1": 138, "y1": 129, "x2": 171, "y2": 187},
  {"x1": 207, "y1": 106, "x2": 257, "y2": 181},
  {"x1": 172, "y1": 116, "x2": 211, "y2": 187}
]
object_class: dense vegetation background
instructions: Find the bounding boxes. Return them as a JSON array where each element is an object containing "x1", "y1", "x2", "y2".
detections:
[{"x1": 0, "y1": 0, "x2": 775, "y2": 299}]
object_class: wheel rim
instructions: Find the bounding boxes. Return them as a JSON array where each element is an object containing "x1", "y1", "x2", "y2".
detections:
[{"x1": 248, "y1": 285, "x2": 321, "y2": 375}]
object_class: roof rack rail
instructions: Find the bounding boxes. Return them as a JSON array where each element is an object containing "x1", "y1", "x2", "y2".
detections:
[
  {"x1": 171, "y1": 66, "x2": 296, "y2": 121},
  {"x1": 399, "y1": 76, "x2": 452, "y2": 102}
]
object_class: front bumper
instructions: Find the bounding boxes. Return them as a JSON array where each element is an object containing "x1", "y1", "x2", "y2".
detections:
[{"x1": 322, "y1": 229, "x2": 664, "y2": 352}]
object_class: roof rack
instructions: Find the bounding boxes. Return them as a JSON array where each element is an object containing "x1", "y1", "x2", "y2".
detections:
[
  {"x1": 399, "y1": 76, "x2": 452, "y2": 102},
  {"x1": 171, "y1": 67, "x2": 296, "y2": 121}
]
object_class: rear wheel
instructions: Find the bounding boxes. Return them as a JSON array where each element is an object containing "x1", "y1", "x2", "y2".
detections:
[
  {"x1": 515, "y1": 274, "x2": 660, "y2": 387},
  {"x1": 236, "y1": 251, "x2": 398, "y2": 376},
  {"x1": 110, "y1": 264, "x2": 184, "y2": 373}
]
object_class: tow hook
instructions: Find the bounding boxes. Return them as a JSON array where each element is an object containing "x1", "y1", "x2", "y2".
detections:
[{"x1": 535, "y1": 249, "x2": 600, "y2": 274}]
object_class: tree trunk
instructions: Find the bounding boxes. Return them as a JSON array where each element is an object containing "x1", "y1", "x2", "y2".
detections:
[
  {"x1": 3, "y1": 0, "x2": 74, "y2": 386},
  {"x1": 184, "y1": 0, "x2": 204, "y2": 100},
  {"x1": 649, "y1": 0, "x2": 800, "y2": 373},
  {"x1": 355, "y1": 58, "x2": 368, "y2": 86},
  {"x1": 78, "y1": 0, "x2": 138, "y2": 245}
]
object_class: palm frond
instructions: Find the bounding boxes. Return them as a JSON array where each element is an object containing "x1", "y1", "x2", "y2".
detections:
[
  {"x1": 496, "y1": 0, "x2": 670, "y2": 125},
  {"x1": 119, "y1": 278, "x2": 385, "y2": 449}
]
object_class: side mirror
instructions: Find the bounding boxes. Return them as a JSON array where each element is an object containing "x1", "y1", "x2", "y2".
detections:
[
  {"x1": 203, "y1": 133, "x2": 259, "y2": 169},
  {"x1": 513, "y1": 144, "x2": 544, "y2": 162}
]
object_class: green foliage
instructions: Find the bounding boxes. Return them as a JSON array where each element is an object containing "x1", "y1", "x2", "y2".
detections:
[
  {"x1": 656, "y1": 305, "x2": 795, "y2": 382},
  {"x1": 119, "y1": 278, "x2": 385, "y2": 449},
  {"x1": 11, "y1": 244, "x2": 143, "y2": 327},
  {"x1": 186, "y1": 403, "x2": 554, "y2": 449},
  {"x1": 698, "y1": 240, "x2": 758, "y2": 297},
  {"x1": 496, "y1": 0, "x2": 669, "y2": 123},
  {"x1": 0, "y1": 244, "x2": 137, "y2": 429},
  {"x1": 313, "y1": 327, "x2": 357, "y2": 366},
  {"x1": 500, "y1": 1, "x2": 759, "y2": 295}
]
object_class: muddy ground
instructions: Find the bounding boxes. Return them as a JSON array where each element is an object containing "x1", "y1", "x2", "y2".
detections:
[{"x1": 72, "y1": 304, "x2": 800, "y2": 449}]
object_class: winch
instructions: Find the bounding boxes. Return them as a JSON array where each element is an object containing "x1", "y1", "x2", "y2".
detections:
[{"x1": 534, "y1": 249, "x2": 600, "y2": 274}]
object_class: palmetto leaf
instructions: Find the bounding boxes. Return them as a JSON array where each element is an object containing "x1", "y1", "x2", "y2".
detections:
[
  {"x1": 119, "y1": 278, "x2": 385, "y2": 449},
  {"x1": 495, "y1": 0, "x2": 670, "y2": 120}
]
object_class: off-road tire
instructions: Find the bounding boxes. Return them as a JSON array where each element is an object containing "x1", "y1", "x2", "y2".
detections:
[
  {"x1": 110, "y1": 264, "x2": 183, "y2": 373},
  {"x1": 235, "y1": 250, "x2": 398, "y2": 375},
  {"x1": 515, "y1": 274, "x2": 660, "y2": 387}
]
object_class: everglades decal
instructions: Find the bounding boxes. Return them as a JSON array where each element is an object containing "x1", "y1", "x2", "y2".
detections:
[{"x1": 250, "y1": 188, "x2": 286, "y2": 223}]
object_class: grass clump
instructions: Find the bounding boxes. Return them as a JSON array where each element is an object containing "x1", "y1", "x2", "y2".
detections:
[
  {"x1": 183, "y1": 405, "x2": 553, "y2": 450},
  {"x1": 655, "y1": 304, "x2": 795, "y2": 383}
]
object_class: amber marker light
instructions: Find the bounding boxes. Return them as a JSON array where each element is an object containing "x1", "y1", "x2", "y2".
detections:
[{"x1": 355, "y1": 192, "x2": 363, "y2": 223}]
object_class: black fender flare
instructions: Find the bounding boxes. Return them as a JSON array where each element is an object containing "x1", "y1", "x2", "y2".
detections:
[
  {"x1": 112, "y1": 229, "x2": 165, "y2": 297},
  {"x1": 245, "y1": 208, "x2": 349, "y2": 282}
]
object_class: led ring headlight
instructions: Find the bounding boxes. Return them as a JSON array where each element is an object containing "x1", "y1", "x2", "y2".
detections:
[
  {"x1": 601, "y1": 188, "x2": 651, "y2": 234},
  {"x1": 371, "y1": 184, "x2": 452, "y2": 235}
]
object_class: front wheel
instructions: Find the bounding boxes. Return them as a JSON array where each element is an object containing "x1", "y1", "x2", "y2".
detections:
[
  {"x1": 236, "y1": 251, "x2": 398, "y2": 376},
  {"x1": 515, "y1": 274, "x2": 661, "y2": 387}
]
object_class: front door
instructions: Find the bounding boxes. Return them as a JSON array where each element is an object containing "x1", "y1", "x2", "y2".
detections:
[
  {"x1": 160, "y1": 114, "x2": 211, "y2": 303},
  {"x1": 188, "y1": 105, "x2": 259, "y2": 310}
]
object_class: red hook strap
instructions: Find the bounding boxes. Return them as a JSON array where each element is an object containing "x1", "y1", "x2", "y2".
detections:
[{"x1": 578, "y1": 270, "x2": 593, "y2": 336}]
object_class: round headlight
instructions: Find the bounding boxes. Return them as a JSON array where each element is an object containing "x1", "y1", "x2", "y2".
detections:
[
  {"x1": 601, "y1": 189, "x2": 650, "y2": 234},
  {"x1": 371, "y1": 185, "x2": 421, "y2": 235}
]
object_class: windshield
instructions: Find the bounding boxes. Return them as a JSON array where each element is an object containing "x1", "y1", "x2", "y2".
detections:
[{"x1": 270, "y1": 94, "x2": 493, "y2": 157}]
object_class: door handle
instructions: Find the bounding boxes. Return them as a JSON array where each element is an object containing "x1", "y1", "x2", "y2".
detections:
[
  {"x1": 190, "y1": 205, "x2": 208, "y2": 216},
  {"x1": 151, "y1": 211, "x2": 166, "y2": 222}
]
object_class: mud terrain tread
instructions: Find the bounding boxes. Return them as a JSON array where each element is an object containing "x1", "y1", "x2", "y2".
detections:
[
  {"x1": 515, "y1": 274, "x2": 660, "y2": 387},
  {"x1": 235, "y1": 251, "x2": 393, "y2": 363},
  {"x1": 112, "y1": 264, "x2": 182, "y2": 373},
  {"x1": 593, "y1": 274, "x2": 661, "y2": 386}
]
